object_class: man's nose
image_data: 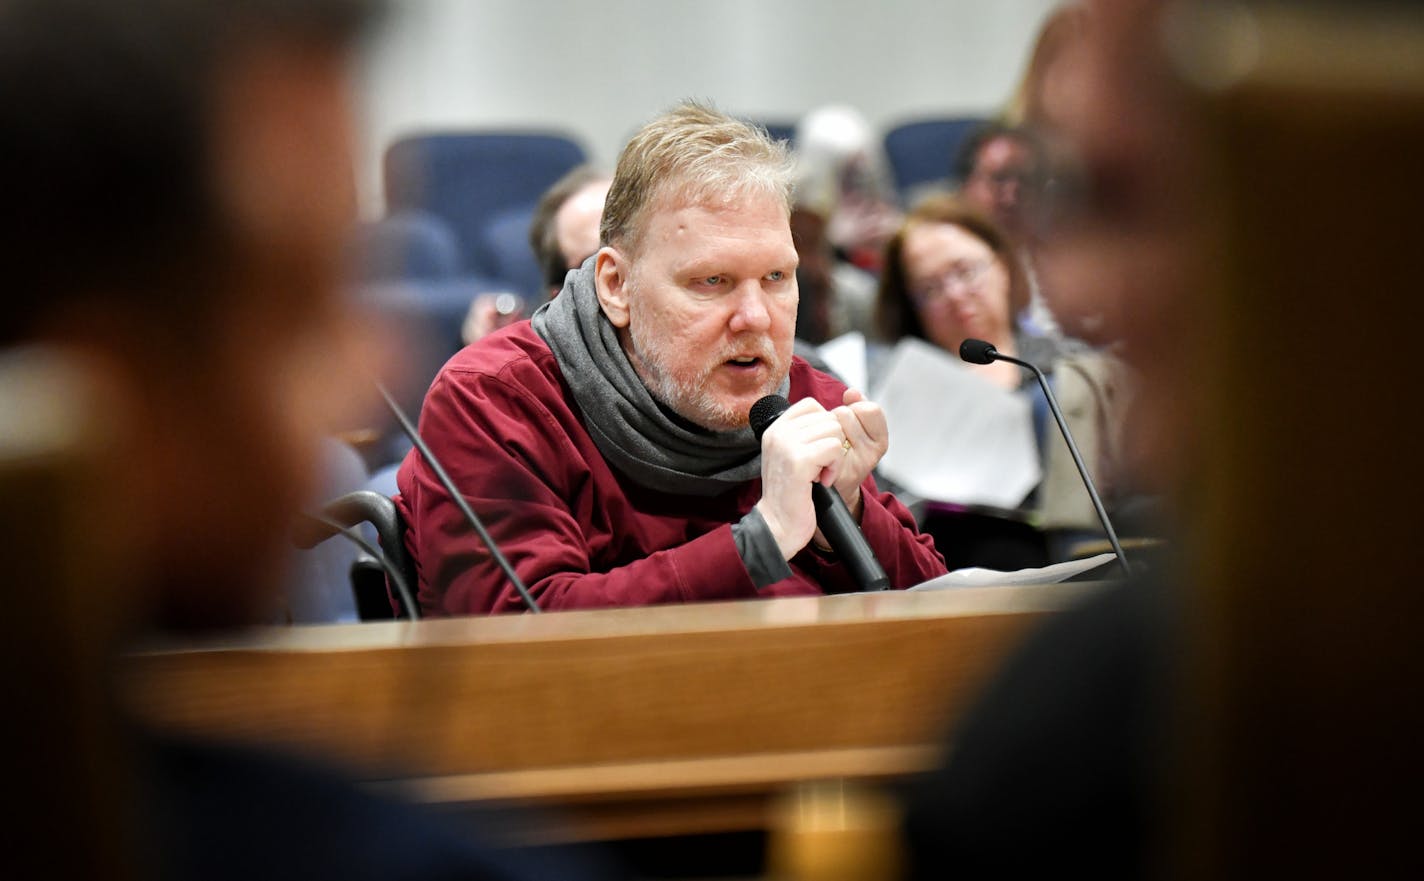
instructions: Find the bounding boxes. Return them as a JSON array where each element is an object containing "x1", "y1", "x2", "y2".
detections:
[{"x1": 727, "y1": 280, "x2": 773, "y2": 333}]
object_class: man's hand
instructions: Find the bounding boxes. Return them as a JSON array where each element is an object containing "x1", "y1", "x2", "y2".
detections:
[
  {"x1": 753, "y1": 390, "x2": 890, "y2": 560},
  {"x1": 827, "y1": 387, "x2": 889, "y2": 519},
  {"x1": 461, "y1": 291, "x2": 525, "y2": 345},
  {"x1": 754, "y1": 397, "x2": 846, "y2": 559}
]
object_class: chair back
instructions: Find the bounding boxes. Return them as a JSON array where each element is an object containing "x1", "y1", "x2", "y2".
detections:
[
  {"x1": 349, "y1": 210, "x2": 463, "y2": 283},
  {"x1": 292, "y1": 488, "x2": 419, "y2": 620},
  {"x1": 383, "y1": 130, "x2": 588, "y2": 281},
  {"x1": 883, "y1": 116, "x2": 985, "y2": 203}
]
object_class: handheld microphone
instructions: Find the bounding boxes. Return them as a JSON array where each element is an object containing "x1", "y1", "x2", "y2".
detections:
[
  {"x1": 378, "y1": 383, "x2": 542, "y2": 614},
  {"x1": 958, "y1": 338, "x2": 1132, "y2": 575},
  {"x1": 749, "y1": 394, "x2": 890, "y2": 592}
]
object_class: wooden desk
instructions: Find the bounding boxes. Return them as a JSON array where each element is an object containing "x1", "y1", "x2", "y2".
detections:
[{"x1": 119, "y1": 585, "x2": 1099, "y2": 843}]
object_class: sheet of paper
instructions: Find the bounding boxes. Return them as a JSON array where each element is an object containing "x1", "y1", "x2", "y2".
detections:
[
  {"x1": 873, "y1": 338, "x2": 1041, "y2": 509},
  {"x1": 909, "y1": 552, "x2": 1118, "y2": 589},
  {"x1": 815, "y1": 331, "x2": 867, "y2": 394}
]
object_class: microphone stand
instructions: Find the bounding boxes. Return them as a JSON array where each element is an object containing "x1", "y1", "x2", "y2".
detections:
[{"x1": 988, "y1": 350, "x2": 1132, "y2": 576}]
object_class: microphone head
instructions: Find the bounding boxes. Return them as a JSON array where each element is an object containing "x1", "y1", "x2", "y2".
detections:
[
  {"x1": 959, "y1": 338, "x2": 999, "y2": 365},
  {"x1": 748, "y1": 394, "x2": 791, "y2": 441}
]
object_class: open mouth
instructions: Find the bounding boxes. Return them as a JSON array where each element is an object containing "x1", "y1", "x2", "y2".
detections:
[{"x1": 725, "y1": 356, "x2": 763, "y2": 370}]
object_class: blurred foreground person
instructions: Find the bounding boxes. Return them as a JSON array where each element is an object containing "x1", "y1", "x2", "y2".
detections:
[
  {"x1": 904, "y1": 0, "x2": 1424, "y2": 878},
  {"x1": 0, "y1": 1, "x2": 616, "y2": 878}
]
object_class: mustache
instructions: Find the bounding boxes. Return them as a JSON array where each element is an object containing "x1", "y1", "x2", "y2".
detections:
[{"x1": 711, "y1": 337, "x2": 778, "y2": 364}]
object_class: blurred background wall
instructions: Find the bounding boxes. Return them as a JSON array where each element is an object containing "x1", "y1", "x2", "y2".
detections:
[{"x1": 353, "y1": 0, "x2": 1061, "y2": 215}]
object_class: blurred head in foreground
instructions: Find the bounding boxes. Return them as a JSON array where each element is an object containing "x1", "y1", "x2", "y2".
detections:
[{"x1": 0, "y1": 0, "x2": 381, "y2": 630}]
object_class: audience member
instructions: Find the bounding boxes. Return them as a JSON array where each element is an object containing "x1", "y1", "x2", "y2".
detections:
[
  {"x1": 788, "y1": 204, "x2": 878, "y2": 345},
  {"x1": 875, "y1": 195, "x2": 1060, "y2": 390},
  {"x1": 954, "y1": 123, "x2": 1048, "y2": 246},
  {"x1": 397, "y1": 101, "x2": 947, "y2": 616},
  {"x1": 0, "y1": 1, "x2": 619, "y2": 878},
  {"x1": 873, "y1": 194, "x2": 1136, "y2": 562},
  {"x1": 953, "y1": 122, "x2": 1067, "y2": 339},
  {"x1": 461, "y1": 166, "x2": 611, "y2": 346},
  {"x1": 531, "y1": 164, "x2": 614, "y2": 298},
  {"x1": 793, "y1": 103, "x2": 904, "y2": 274}
]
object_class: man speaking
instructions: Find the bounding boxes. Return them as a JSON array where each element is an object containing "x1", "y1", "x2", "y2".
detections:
[{"x1": 397, "y1": 101, "x2": 946, "y2": 615}]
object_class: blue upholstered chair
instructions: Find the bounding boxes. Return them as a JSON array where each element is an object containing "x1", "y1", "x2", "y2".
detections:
[
  {"x1": 348, "y1": 212, "x2": 517, "y2": 474},
  {"x1": 882, "y1": 116, "x2": 986, "y2": 205},
  {"x1": 382, "y1": 131, "x2": 588, "y2": 282},
  {"x1": 349, "y1": 211, "x2": 463, "y2": 282},
  {"x1": 476, "y1": 204, "x2": 543, "y2": 301}
]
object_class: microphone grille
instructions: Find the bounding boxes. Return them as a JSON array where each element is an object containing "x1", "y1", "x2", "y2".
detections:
[
  {"x1": 748, "y1": 394, "x2": 791, "y2": 441},
  {"x1": 959, "y1": 338, "x2": 998, "y2": 365}
]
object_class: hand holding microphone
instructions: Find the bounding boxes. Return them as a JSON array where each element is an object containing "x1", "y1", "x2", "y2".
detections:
[{"x1": 750, "y1": 393, "x2": 890, "y2": 592}]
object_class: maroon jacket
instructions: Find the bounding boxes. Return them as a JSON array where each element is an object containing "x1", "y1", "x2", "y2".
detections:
[{"x1": 395, "y1": 321, "x2": 947, "y2": 615}]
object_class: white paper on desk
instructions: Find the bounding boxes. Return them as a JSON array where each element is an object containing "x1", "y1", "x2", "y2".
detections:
[
  {"x1": 816, "y1": 331, "x2": 867, "y2": 393},
  {"x1": 910, "y1": 552, "x2": 1117, "y2": 589},
  {"x1": 873, "y1": 338, "x2": 1041, "y2": 508}
]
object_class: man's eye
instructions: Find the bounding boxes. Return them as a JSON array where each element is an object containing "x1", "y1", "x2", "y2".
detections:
[
  {"x1": 766, "y1": 270, "x2": 785, "y2": 282},
  {"x1": 700, "y1": 275, "x2": 723, "y2": 286}
]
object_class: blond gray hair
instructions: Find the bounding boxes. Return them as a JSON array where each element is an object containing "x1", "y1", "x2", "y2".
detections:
[{"x1": 600, "y1": 100, "x2": 796, "y2": 255}]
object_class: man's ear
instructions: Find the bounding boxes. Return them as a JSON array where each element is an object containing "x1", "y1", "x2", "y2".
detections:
[{"x1": 593, "y1": 246, "x2": 631, "y2": 329}]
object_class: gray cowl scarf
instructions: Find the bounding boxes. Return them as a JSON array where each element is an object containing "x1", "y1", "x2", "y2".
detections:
[{"x1": 531, "y1": 258, "x2": 789, "y2": 497}]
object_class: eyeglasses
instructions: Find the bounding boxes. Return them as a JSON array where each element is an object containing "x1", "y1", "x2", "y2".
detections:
[
  {"x1": 908, "y1": 259, "x2": 996, "y2": 305},
  {"x1": 968, "y1": 167, "x2": 1042, "y2": 193}
]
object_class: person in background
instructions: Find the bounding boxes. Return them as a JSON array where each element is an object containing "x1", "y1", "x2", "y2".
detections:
[
  {"x1": 953, "y1": 122, "x2": 1069, "y2": 340},
  {"x1": 397, "y1": 100, "x2": 946, "y2": 616},
  {"x1": 0, "y1": 1, "x2": 619, "y2": 878},
  {"x1": 875, "y1": 195, "x2": 1060, "y2": 390},
  {"x1": 793, "y1": 103, "x2": 904, "y2": 275},
  {"x1": 873, "y1": 194, "x2": 1136, "y2": 564},
  {"x1": 955, "y1": 123, "x2": 1048, "y2": 247},
  {"x1": 462, "y1": 166, "x2": 612, "y2": 346},
  {"x1": 531, "y1": 164, "x2": 614, "y2": 299},
  {"x1": 788, "y1": 204, "x2": 878, "y2": 346}
]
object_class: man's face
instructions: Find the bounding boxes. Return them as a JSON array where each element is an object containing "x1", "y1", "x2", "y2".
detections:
[
  {"x1": 963, "y1": 136, "x2": 1039, "y2": 240},
  {"x1": 595, "y1": 189, "x2": 799, "y2": 431}
]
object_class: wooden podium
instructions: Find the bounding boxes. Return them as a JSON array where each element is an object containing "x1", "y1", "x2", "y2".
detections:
[{"x1": 118, "y1": 584, "x2": 1096, "y2": 844}]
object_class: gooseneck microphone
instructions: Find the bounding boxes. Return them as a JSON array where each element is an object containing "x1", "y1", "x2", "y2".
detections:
[
  {"x1": 749, "y1": 394, "x2": 890, "y2": 592},
  {"x1": 959, "y1": 338, "x2": 1131, "y2": 575},
  {"x1": 379, "y1": 383, "x2": 542, "y2": 614}
]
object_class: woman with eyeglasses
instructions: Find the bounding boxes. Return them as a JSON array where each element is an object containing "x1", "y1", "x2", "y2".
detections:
[
  {"x1": 874, "y1": 194, "x2": 1065, "y2": 391},
  {"x1": 871, "y1": 194, "x2": 1139, "y2": 568}
]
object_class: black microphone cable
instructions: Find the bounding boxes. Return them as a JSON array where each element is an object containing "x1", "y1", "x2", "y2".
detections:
[
  {"x1": 959, "y1": 338, "x2": 1132, "y2": 575},
  {"x1": 378, "y1": 383, "x2": 542, "y2": 613}
]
